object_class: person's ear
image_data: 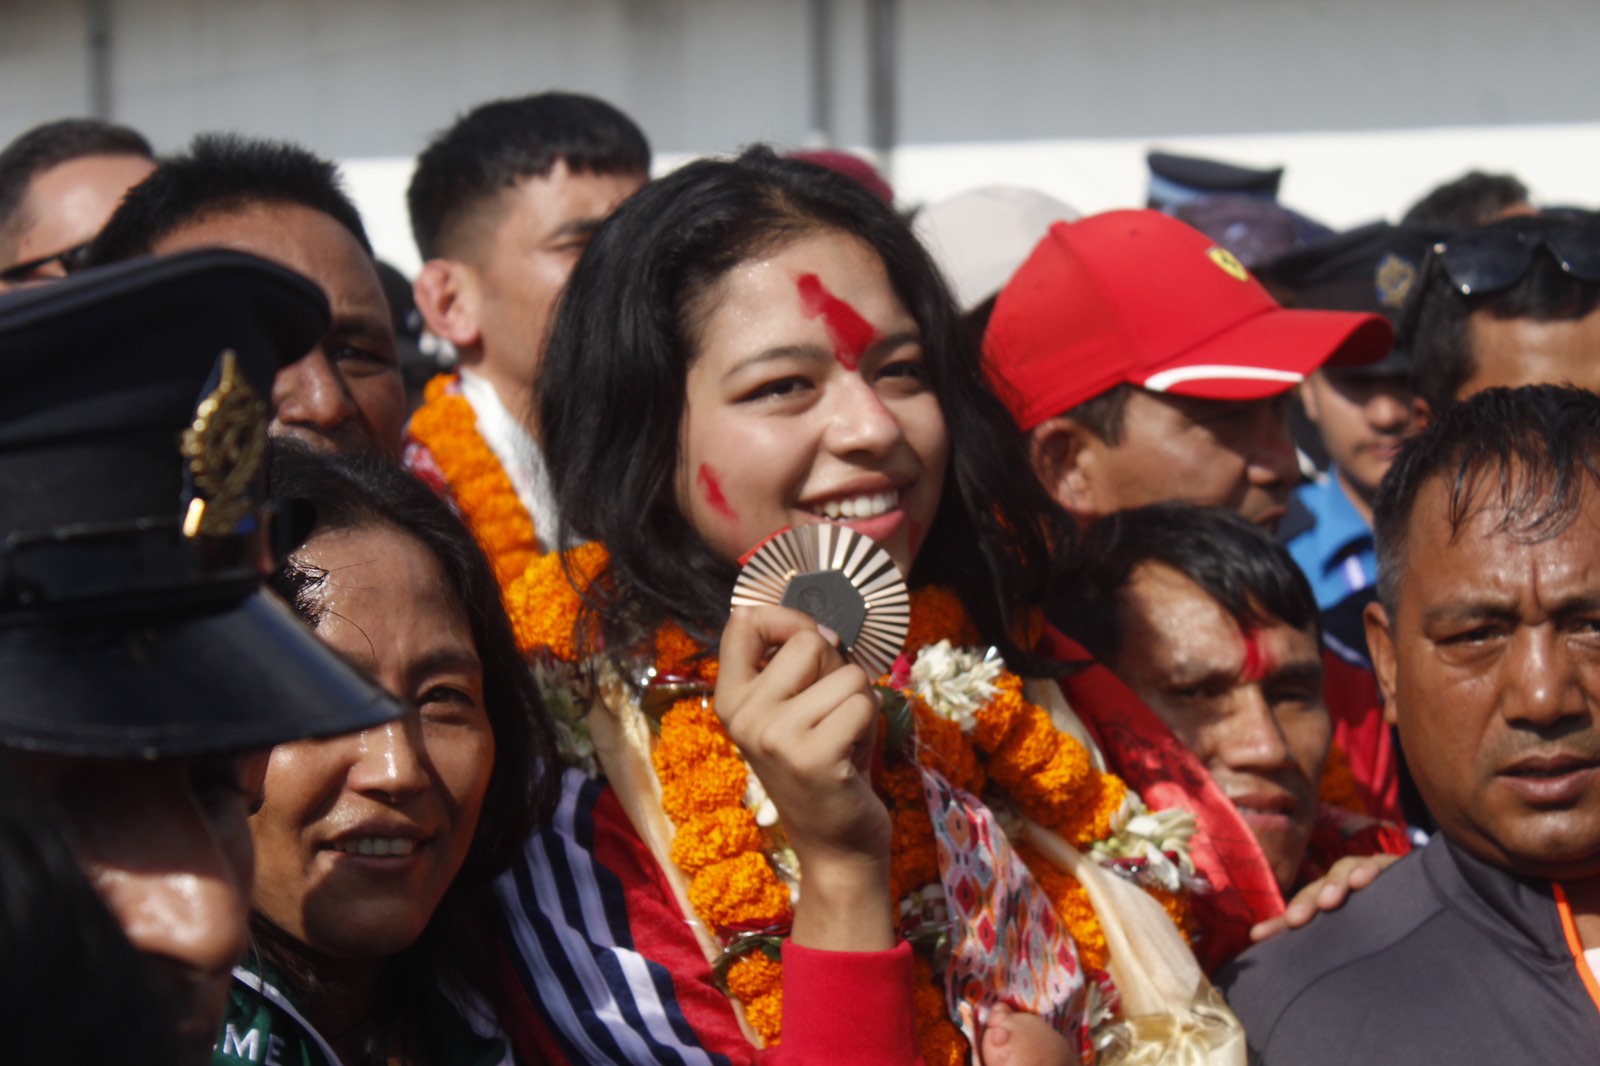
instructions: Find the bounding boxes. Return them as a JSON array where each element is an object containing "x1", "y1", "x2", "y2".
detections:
[
  {"x1": 1364, "y1": 598, "x2": 1400, "y2": 726},
  {"x1": 412, "y1": 259, "x2": 483, "y2": 351},
  {"x1": 1410, "y1": 394, "x2": 1433, "y2": 432},
  {"x1": 1298, "y1": 376, "x2": 1323, "y2": 425},
  {"x1": 1028, "y1": 416, "x2": 1106, "y2": 523}
]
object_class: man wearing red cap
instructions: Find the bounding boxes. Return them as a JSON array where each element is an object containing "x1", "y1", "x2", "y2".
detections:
[
  {"x1": 985, "y1": 209, "x2": 1392, "y2": 530},
  {"x1": 988, "y1": 210, "x2": 1404, "y2": 962}
]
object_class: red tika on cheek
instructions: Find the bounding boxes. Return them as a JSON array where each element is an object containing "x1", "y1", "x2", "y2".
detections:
[
  {"x1": 795, "y1": 273, "x2": 877, "y2": 370},
  {"x1": 697, "y1": 464, "x2": 738, "y2": 521}
]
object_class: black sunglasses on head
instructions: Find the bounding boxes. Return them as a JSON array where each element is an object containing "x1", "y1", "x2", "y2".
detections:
[
  {"x1": 1400, "y1": 219, "x2": 1600, "y2": 341},
  {"x1": 0, "y1": 240, "x2": 95, "y2": 284}
]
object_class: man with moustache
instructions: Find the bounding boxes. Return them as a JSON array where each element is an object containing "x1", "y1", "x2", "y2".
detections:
[
  {"x1": 0, "y1": 250, "x2": 396, "y2": 1061},
  {"x1": 91, "y1": 134, "x2": 408, "y2": 458},
  {"x1": 983, "y1": 209, "x2": 1392, "y2": 532},
  {"x1": 1221, "y1": 385, "x2": 1600, "y2": 1063},
  {"x1": 0, "y1": 118, "x2": 154, "y2": 289},
  {"x1": 986, "y1": 212, "x2": 1405, "y2": 960},
  {"x1": 1062, "y1": 503, "x2": 1409, "y2": 897}
]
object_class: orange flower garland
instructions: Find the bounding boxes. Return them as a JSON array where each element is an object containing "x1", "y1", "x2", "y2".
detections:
[
  {"x1": 1318, "y1": 738, "x2": 1367, "y2": 816},
  {"x1": 505, "y1": 541, "x2": 609, "y2": 662},
  {"x1": 408, "y1": 374, "x2": 542, "y2": 588},
  {"x1": 509, "y1": 548, "x2": 1185, "y2": 1060}
]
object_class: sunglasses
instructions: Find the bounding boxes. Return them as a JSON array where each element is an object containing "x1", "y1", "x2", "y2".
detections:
[
  {"x1": 1400, "y1": 220, "x2": 1600, "y2": 341},
  {"x1": 0, "y1": 240, "x2": 95, "y2": 284}
]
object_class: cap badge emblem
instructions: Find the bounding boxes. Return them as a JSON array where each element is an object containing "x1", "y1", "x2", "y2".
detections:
[
  {"x1": 180, "y1": 350, "x2": 267, "y2": 538},
  {"x1": 1207, "y1": 246, "x2": 1250, "y2": 282},
  {"x1": 1375, "y1": 252, "x2": 1418, "y2": 311}
]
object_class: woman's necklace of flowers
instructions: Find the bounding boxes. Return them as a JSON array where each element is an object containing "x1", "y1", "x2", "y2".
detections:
[
  {"x1": 408, "y1": 374, "x2": 541, "y2": 588},
  {"x1": 505, "y1": 550, "x2": 1195, "y2": 1065}
]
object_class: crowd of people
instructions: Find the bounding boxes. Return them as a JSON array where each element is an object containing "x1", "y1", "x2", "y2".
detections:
[{"x1": 1, "y1": 91, "x2": 1599, "y2": 1066}]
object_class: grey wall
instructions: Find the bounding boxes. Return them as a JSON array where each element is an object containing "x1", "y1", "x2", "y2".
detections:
[{"x1": 3, "y1": 0, "x2": 1596, "y2": 158}]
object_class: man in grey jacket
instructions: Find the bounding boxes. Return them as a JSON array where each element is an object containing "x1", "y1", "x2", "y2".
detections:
[{"x1": 1220, "y1": 384, "x2": 1600, "y2": 1063}]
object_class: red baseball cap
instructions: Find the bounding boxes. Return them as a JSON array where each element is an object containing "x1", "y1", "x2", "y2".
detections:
[{"x1": 983, "y1": 209, "x2": 1394, "y2": 431}]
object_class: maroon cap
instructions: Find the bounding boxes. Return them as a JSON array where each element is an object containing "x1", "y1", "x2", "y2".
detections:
[{"x1": 983, "y1": 210, "x2": 1394, "y2": 431}]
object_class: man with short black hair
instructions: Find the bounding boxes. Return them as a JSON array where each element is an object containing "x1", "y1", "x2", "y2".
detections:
[
  {"x1": 1408, "y1": 213, "x2": 1600, "y2": 415},
  {"x1": 1402, "y1": 170, "x2": 1534, "y2": 228},
  {"x1": 404, "y1": 92, "x2": 650, "y2": 562},
  {"x1": 91, "y1": 133, "x2": 406, "y2": 458},
  {"x1": 1221, "y1": 384, "x2": 1600, "y2": 1063},
  {"x1": 987, "y1": 211, "x2": 1406, "y2": 959},
  {"x1": 0, "y1": 117, "x2": 154, "y2": 288},
  {"x1": 1064, "y1": 503, "x2": 1408, "y2": 895}
]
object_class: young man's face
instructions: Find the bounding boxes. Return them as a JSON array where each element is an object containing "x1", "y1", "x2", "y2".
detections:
[
  {"x1": 1056, "y1": 389, "x2": 1301, "y2": 530},
  {"x1": 1105, "y1": 561, "x2": 1329, "y2": 891},
  {"x1": 463, "y1": 162, "x2": 644, "y2": 415},
  {"x1": 1300, "y1": 369, "x2": 1415, "y2": 507}
]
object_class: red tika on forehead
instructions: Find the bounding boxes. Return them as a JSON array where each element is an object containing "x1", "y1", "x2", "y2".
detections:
[
  {"x1": 796, "y1": 273, "x2": 877, "y2": 371},
  {"x1": 1240, "y1": 629, "x2": 1274, "y2": 683}
]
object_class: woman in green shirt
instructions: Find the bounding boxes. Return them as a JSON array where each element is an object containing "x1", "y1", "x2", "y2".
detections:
[{"x1": 216, "y1": 447, "x2": 557, "y2": 1066}]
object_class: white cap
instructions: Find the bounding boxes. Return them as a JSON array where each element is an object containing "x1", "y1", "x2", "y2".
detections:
[{"x1": 912, "y1": 185, "x2": 1080, "y2": 312}]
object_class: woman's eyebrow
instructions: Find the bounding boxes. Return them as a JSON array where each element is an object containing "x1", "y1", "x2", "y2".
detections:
[
  {"x1": 407, "y1": 647, "x2": 483, "y2": 685},
  {"x1": 721, "y1": 344, "x2": 831, "y2": 381}
]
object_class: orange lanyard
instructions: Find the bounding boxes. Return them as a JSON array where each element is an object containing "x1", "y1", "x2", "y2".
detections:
[{"x1": 1553, "y1": 882, "x2": 1600, "y2": 1016}]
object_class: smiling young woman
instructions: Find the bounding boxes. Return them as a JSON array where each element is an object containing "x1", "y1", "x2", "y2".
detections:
[
  {"x1": 491, "y1": 148, "x2": 1239, "y2": 1065},
  {"x1": 214, "y1": 447, "x2": 559, "y2": 1066}
]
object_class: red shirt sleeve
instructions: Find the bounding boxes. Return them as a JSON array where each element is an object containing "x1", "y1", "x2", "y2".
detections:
[{"x1": 763, "y1": 941, "x2": 924, "y2": 1066}]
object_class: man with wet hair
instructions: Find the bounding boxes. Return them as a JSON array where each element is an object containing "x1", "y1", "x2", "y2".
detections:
[
  {"x1": 1408, "y1": 213, "x2": 1600, "y2": 415},
  {"x1": 0, "y1": 117, "x2": 154, "y2": 288},
  {"x1": 1222, "y1": 384, "x2": 1600, "y2": 1063},
  {"x1": 91, "y1": 133, "x2": 407, "y2": 458}
]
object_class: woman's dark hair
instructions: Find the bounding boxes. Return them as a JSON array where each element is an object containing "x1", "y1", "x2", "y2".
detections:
[
  {"x1": 539, "y1": 145, "x2": 1066, "y2": 664},
  {"x1": 262, "y1": 444, "x2": 557, "y2": 1063},
  {"x1": 1056, "y1": 501, "x2": 1320, "y2": 662}
]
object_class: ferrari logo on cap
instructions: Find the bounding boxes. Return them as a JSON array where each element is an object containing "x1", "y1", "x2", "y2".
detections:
[
  {"x1": 180, "y1": 351, "x2": 266, "y2": 538},
  {"x1": 1207, "y1": 247, "x2": 1251, "y2": 282}
]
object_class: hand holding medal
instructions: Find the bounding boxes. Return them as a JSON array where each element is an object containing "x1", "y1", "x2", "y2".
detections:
[{"x1": 714, "y1": 525, "x2": 912, "y2": 952}]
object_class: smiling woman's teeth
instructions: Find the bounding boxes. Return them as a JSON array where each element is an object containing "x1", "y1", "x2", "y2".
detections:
[
  {"x1": 330, "y1": 838, "x2": 417, "y2": 857},
  {"x1": 818, "y1": 491, "x2": 898, "y2": 520}
]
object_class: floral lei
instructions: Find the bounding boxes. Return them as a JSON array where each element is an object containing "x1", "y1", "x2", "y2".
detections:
[
  {"x1": 505, "y1": 545, "x2": 1197, "y2": 1064},
  {"x1": 408, "y1": 374, "x2": 541, "y2": 587}
]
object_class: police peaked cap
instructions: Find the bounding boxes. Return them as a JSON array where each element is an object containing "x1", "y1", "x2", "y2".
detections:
[{"x1": 0, "y1": 250, "x2": 399, "y2": 757}]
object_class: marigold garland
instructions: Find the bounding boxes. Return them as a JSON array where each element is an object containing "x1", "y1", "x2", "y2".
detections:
[
  {"x1": 727, "y1": 954, "x2": 784, "y2": 1043},
  {"x1": 408, "y1": 374, "x2": 541, "y2": 588},
  {"x1": 1318, "y1": 738, "x2": 1367, "y2": 816},
  {"x1": 505, "y1": 541, "x2": 608, "y2": 661},
  {"x1": 515, "y1": 547, "x2": 1182, "y2": 1059}
]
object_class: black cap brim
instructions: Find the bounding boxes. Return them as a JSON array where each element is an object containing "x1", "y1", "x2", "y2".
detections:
[{"x1": 0, "y1": 590, "x2": 398, "y2": 758}]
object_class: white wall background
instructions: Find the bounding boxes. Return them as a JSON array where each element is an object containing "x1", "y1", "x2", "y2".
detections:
[{"x1": 4, "y1": 0, "x2": 1597, "y2": 272}]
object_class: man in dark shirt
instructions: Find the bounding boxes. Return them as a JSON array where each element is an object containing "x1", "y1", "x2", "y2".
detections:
[{"x1": 1220, "y1": 384, "x2": 1600, "y2": 1063}]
